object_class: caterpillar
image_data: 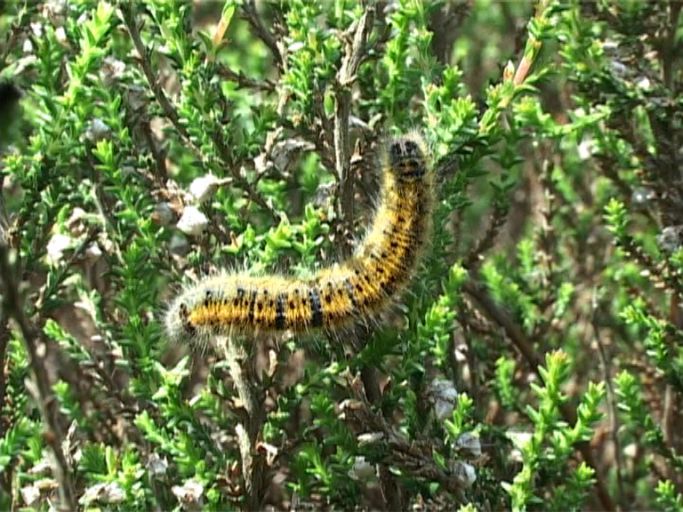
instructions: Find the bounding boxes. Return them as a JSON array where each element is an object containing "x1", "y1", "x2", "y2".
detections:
[{"x1": 164, "y1": 133, "x2": 434, "y2": 346}]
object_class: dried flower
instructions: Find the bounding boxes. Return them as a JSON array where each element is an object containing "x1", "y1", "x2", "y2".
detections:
[
  {"x1": 172, "y1": 479, "x2": 204, "y2": 510},
  {"x1": 85, "y1": 118, "x2": 111, "y2": 143},
  {"x1": 657, "y1": 225, "x2": 683, "y2": 253},
  {"x1": 577, "y1": 137, "x2": 595, "y2": 160},
  {"x1": 429, "y1": 378, "x2": 458, "y2": 421},
  {"x1": 451, "y1": 461, "x2": 477, "y2": 488},
  {"x1": 631, "y1": 187, "x2": 656, "y2": 208},
  {"x1": 189, "y1": 174, "x2": 220, "y2": 203},
  {"x1": 455, "y1": 432, "x2": 482, "y2": 458},
  {"x1": 348, "y1": 456, "x2": 375, "y2": 481},
  {"x1": 100, "y1": 56, "x2": 126, "y2": 86},
  {"x1": 177, "y1": 206, "x2": 208, "y2": 236},
  {"x1": 358, "y1": 432, "x2": 385, "y2": 446},
  {"x1": 46, "y1": 233, "x2": 73, "y2": 264},
  {"x1": 80, "y1": 482, "x2": 125, "y2": 505},
  {"x1": 152, "y1": 201, "x2": 175, "y2": 226},
  {"x1": 146, "y1": 453, "x2": 169, "y2": 476},
  {"x1": 20, "y1": 485, "x2": 40, "y2": 506}
]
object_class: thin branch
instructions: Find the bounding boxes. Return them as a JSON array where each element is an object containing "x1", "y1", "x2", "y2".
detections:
[
  {"x1": 0, "y1": 243, "x2": 76, "y2": 511},
  {"x1": 593, "y1": 315, "x2": 626, "y2": 509},
  {"x1": 122, "y1": 7, "x2": 192, "y2": 145},
  {"x1": 221, "y1": 337, "x2": 267, "y2": 510},
  {"x1": 0, "y1": 5, "x2": 32, "y2": 70},
  {"x1": 215, "y1": 64, "x2": 276, "y2": 92},
  {"x1": 121, "y1": 6, "x2": 278, "y2": 222},
  {"x1": 241, "y1": 0, "x2": 283, "y2": 68},
  {"x1": 462, "y1": 280, "x2": 543, "y2": 370},
  {"x1": 462, "y1": 199, "x2": 509, "y2": 271},
  {"x1": 335, "y1": 7, "x2": 374, "y2": 250},
  {"x1": 343, "y1": 374, "x2": 473, "y2": 495},
  {"x1": 462, "y1": 276, "x2": 616, "y2": 511},
  {"x1": 0, "y1": 313, "x2": 10, "y2": 434}
]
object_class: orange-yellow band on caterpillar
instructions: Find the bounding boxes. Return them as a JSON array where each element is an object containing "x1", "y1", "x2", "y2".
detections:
[{"x1": 165, "y1": 134, "x2": 433, "y2": 343}]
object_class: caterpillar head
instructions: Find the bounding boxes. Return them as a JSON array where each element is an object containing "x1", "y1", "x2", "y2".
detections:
[
  {"x1": 387, "y1": 135, "x2": 429, "y2": 183},
  {"x1": 164, "y1": 293, "x2": 197, "y2": 345}
]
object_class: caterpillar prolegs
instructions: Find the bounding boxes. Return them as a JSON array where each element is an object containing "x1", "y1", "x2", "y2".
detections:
[{"x1": 164, "y1": 134, "x2": 433, "y2": 345}]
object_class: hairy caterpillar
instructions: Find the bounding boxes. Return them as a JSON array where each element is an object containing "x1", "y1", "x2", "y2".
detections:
[{"x1": 165, "y1": 134, "x2": 433, "y2": 345}]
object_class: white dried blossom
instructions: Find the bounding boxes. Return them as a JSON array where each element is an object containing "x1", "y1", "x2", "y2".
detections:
[
  {"x1": 30, "y1": 22, "x2": 44, "y2": 37},
  {"x1": 169, "y1": 233, "x2": 191, "y2": 256},
  {"x1": 288, "y1": 41, "x2": 305, "y2": 52},
  {"x1": 172, "y1": 479, "x2": 204, "y2": 508},
  {"x1": 631, "y1": 187, "x2": 656, "y2": 207},
  {"x1": 85, "y1": 118, "x2": 111, "y2": 143},
  {"x1": 28, "y1": 458, "x2": 52, "y2": 475},
  {"x1": 152, "y1": 201, "x2": 175, "y2": 226},
  {"x1": 66, "y1": 207, "x2": 87, "y2": 234},
  {"x1": 42, "y1": 0, "x2": 68, "y2": 19},
  {"x1": 623, "y1": 443, "x2": 638, "y2": 458},
  {"x1": 455, "y1": 432, "x2": 482, "y2": 458},
  {"x1": 80, "y1": 482, "x2": 125, "y2": 505},
  {"x1": 23, "y1": 38, "x2": 34, "y2": 54},
  {"x1": 506, "y1": 431, "x2": 533, "y2": 463},
  {"x1": 429, "y1": 378, "x2": 458, "y2": 421},
  {"x1": 85, "y1": 242, "x2": 102, "y2": 261},
  {"x1": 259, "y1": 442, "x2": 279, "y2": 466},
  {"x1": 357, "y1": 432, "x2": 385, "y2": 446},
  {"x1": 253, "y1": 152, "x2": 274, "y2": 174},
  {"x1": 636, "y1": 77, "x2": 652, "y2": 91},
  {"x1": 146, "y1": 453, "x2": 169, "y2": 476},
  {"x1": 348, "y1": 456, "x2": 375, "y2": 481},
  {"x1": 601, "y1": 40, "x2": 619, "y2": 53},
  {"x1": 55, "y1": 26, "x2": 68, "y2": 44},
  {"x1": 451, "y1": 461, "x2": 477, "y2": 488},
  {"x1": 21, "y1": 485, "x2": 40, "y2": 506},
  {"x1": 177, "y1": 206, "x2": 208, "y2": 236},
  {"x1": 577, "y1": 137, "x2": 596, "y2": 160},
  {"x1": 271, "y1": 138, "x2": 315, "y2": 172},
  {"x1": 658, "y1": 225, "x2": 683, "y2": 253},
  {"x1": 189, "y1": 174, "x2": 220, "y2": 203},
  {"x1": 46, "y1": 233, "x2": 73, "y2": 264},
  {"x1": 100, "y1": 56, "x2": 126, "y2": 86},
  {"x1": 125, "y1": 85, "x2": 147, "y2": 111},
  {"x1": 34, "y1": 478, "x2": 58, "y2": 492}
]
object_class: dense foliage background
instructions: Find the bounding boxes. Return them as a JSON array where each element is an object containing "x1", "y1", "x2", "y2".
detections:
[{"x1": 1, "y1": 0, "x2": 683, "y2": 510}]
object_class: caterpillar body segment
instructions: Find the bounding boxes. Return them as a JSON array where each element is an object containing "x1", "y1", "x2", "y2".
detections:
[{"x1": 165, "y1": 134, "x2": 434, "y2": 345}]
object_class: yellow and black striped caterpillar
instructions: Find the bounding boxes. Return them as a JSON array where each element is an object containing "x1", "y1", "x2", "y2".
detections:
[{"x1": 164, "y1": 133, "x2": 433, "y2": 344}]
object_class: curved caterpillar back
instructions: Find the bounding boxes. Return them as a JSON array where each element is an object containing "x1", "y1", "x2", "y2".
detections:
[{"x1": 165, "y1": 133, "x2": 433, "y2": 347}]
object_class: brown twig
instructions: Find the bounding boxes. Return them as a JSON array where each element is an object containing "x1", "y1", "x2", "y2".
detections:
[
  {"x1": 462, "y1": 199, "x2": 509, "y2": 272},
  {"x1": 428, "y1": 1, "x2": 471, "y2": 65},
  {"x1": 334, "y1": 7, "x2": 374, "y2": 253},
  {"x1": 0, "y1": 313, "x2": 10, "y2": 435},
  {"x1": 592, "y1": 313, "x2": 626, "y2": 509},
  {"x1": 462, "y1": 280, "x2": 543, "y2": 370},
  {"x1": 221, "y1": 337, "x2": 267, "y2": 510},
  {"x1": 215, "y1": 64, "x2": 276, "y2": 92},
  {"x1": 462, "y1": 276, "x2": 616, "y2": 511},
  {"x1": 0, "y1": 243, "x2": 76, "y2": 511},
  {"x1": 241, "y1": 0, "x2": 283, "y2": 68},
  {"x1": 343, "y1": 374, "x2": 473, "y2": 496},
  {"x1": 0, "y1": 5, "x2": 32, "y2": 70},
  {"x1": 121, "y1": 7, "x2": 192, "y2": 146}
]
